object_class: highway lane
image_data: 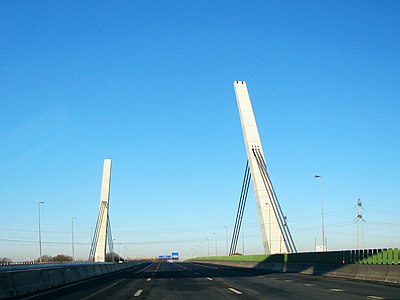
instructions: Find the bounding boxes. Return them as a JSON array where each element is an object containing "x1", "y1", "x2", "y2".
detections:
[{"x1": 20, "y1": 262, "x2": 399, "y2": 299}]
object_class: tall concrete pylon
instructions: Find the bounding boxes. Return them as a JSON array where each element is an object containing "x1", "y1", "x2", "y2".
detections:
[
  {"x1": 93, "y1": 159, "x2": 112, "y2": 262},
  {"x1": 234, "y1": 81, "x2": 292, "y2": 254}
]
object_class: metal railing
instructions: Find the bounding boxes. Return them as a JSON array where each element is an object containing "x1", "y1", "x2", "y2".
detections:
[{"x1": 266, "y1": 248, "x2": 399, "y2": 265}]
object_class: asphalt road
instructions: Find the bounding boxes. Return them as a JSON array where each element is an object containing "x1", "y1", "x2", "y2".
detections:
[{"x1": 20, "y1": 262, "x2": 400, "y2": 299}]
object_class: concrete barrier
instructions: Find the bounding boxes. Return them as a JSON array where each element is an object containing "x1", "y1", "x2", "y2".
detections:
[
  {"x1": 60, "y1": 267, "x2": 82, "y2": 284},
  {"x1": 330, "y1": 264, "x2": 359, "y2": 279},
  {"x1": 356, "y1": 265, "x2": 388, "y2": 282},
  {"x1": 0, "y1": 261, "x2": 148, "y2": 299},
  {"x1": 41, "y1": 268, "x2": 65, "y2": 289},
  {"x1": 385, "y1": 265, "x2": 400, "y2": 283},
  {"x1": 0, "y1": 272, "x2": 15, "y2": 298},
  {"x1": 93, "y1": 264, "x2": 104, "y2": 275},
  {"x1": 191, "y1": 260, "x2": 400, "y2": 285},
  {"x1": 10, "y1": 269, "x2": 45, "y2": 296}
]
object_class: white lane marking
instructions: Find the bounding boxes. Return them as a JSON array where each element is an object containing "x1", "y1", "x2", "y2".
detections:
[
  {"x1": 190, "y1": 263, "x2": 218, "y2": 269},
  {"x1": 228, "y1": 288, "x2": 243, "y2": 295},
  {"x1": 303, "y1": 283, "x2": 315, "y2": 287},
  {"x1": 137, "y1": 263, "x2": 154, "y2": 274},
  {"x1": 206, "y1": 277, "x2": 213, "y2": 281},
  {"x1": 284, "y1": 280, "x2": 293, "y2": 282},
  {"x1": 367, "y1": 297, "x2": 384, "y2": 300},
  {"x1": 134, "y1": 289, "x2": 143, "y2": 297},
  {"x1": 269, "y1": 277, "x2": 278, "y2": 280},
  {"x1": 195, "y1": 272, "x2": 200, "y2": 275},
  {"x1": 147, "y1": 278, "x2": 151, "y2": 282},
  {"x1": 330, "y1": 288, "x2": 344, "y2": 292},
  {"x1": 81, "y1": 279, "x2": 125, "y2": 300}
]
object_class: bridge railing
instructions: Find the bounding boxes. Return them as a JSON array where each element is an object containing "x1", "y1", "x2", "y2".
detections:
[
  {"x1": 191, "y1": 248, "x2": 399, "y2": 265},
  {"x1": 278, "y1": 248, "x2": 399, "y2": 265}
]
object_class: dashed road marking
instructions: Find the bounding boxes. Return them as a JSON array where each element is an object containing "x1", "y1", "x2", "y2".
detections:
[
  {"x1": 228, "y1": 288, "x2": 243, "y2": 295},
  {"x1": 367, "y1": 296, "x2": 384, "y2": 300},
  {"x1": 81, "y1": 279, "x2": 125, "y2": 300},
  {"x1": 269, "y1": 277, "x2": 278, "y2": 280},
  {"x1": 147, "y1": 278, "x2": 151, "y2": 282},
  {"x1": 330, "y1": 288, "x2": 344, "y2": 292},
  {"x1": 136, "y1": 264, "x2": 153, "y2": 274},
  {"x1": 284, "y1": 280, "x2": 293, "y2": 283},
  {"x1": 303, "y1": 283, "x2": 315, "y2": 287},
  {"x1": 206, "y1": 277, "x2": 213, "y2": 281},
  {"x1": 134, "y1": 289, "x2": 143, "y2": 297}
]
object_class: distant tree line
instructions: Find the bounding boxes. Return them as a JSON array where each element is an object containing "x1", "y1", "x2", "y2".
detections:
[
  {"x1": 105, "y1": 252, "x2": 123, "y2": 262},
  {"x1": 34, "y1": 253, "x2": 123, "y2": 263},
  {"x1": 2, "y1": 254, "x2": 127, "y2": 264},
  {"x1": 36, "y1": 254, "x2": 73, "y2": 262}
]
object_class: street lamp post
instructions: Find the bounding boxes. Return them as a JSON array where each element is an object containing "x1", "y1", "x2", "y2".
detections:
[
  {"x1": 315, "y1": 175, "x2": 325, "y2": 251},
  {"x1": 224, "y1": 226, "x2": 228, "y2": 256},
  {"x1": 213, "y1": 233, "x2": 217, "y2": 256},
  {"x1": 206, "y1": 238, "x2": 209, "y2": 256},
  {"x1": 38, "y1": 201, "x2": 45, "y2": 263},
  {"x1": 72, "y1": 217, "x2": 77, "y2": 261}
]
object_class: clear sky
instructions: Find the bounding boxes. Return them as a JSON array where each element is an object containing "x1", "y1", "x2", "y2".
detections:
[{"x1": 1, "y1": 1, "x2": 399, "y2": 261}]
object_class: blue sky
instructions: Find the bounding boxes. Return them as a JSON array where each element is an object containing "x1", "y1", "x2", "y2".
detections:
[{"x1": 1, "y1": 1, "x2": 399, "y2": 261}]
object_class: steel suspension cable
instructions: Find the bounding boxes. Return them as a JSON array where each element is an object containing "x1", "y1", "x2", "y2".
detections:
[
  {"x1": 252, "y1": 148, "x2": 296, "y2": 253},
  {"x1": 229, "y1": 161, "x2": 251, "y2": 255}
]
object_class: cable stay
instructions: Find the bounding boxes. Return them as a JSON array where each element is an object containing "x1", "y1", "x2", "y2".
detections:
[
  {"x1": 107, "y1": 217, "x2": 114, "y2": 258},
  {"x1": 88, "y1": 201, "x2": 108, "y2": 261},
  {"x1": 229, "y1": 161, "x2": 251, "y2": 255},
  {"x1": 252, "y1": 147, "x2": 297, "y2": 253}
]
